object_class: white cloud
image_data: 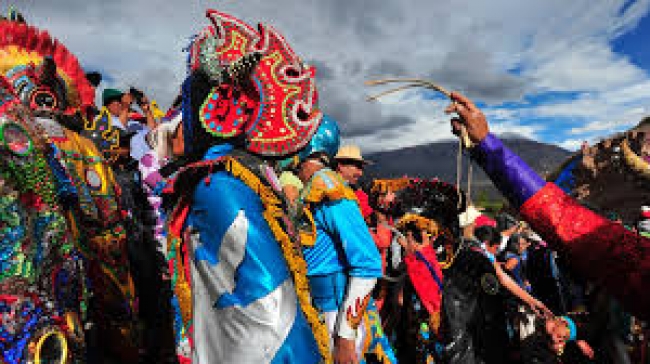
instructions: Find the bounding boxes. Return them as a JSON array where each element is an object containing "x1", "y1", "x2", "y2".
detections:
[
  {"x1": 15, "y1": 0, "x2": 650, "y2": 152},
  {"x1": 558, "y1": 139, "x2": 584, "y2": 151}
]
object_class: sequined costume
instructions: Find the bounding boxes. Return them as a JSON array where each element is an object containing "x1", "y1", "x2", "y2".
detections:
[
  {"x1": 295, "y1": 119, "x2": 397, "y2": 363},
  {"x1": 0, "y1": 76, "x2": 86, "y2": 364},
  {"x1": 470, "y1": 133, "x2": 650, "y2": 321},
  {"x1": 0, "y1": 12, "x2": 138, "y2": 361},
  {"x1": 164, "y1": 10, "x2": 330, "y2": 363}
]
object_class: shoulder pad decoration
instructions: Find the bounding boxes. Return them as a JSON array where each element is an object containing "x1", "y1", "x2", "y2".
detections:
[
  {"x1": 189, "y1": 10, "x2": 322, "y2": 156},
  {"x1": 83, "y1": 107, "x2": 122, "y2": 160},
  {"x1": 303, "y1": 169, "x2": 357, "y2": 204}
]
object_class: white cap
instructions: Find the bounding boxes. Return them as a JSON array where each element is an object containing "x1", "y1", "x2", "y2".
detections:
[{"x1": 459, "y1": 205, "x2": 482, "y2": 228}]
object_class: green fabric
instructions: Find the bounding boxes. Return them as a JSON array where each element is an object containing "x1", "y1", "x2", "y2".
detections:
[{"x1": 102, "y1": 88, "x2": 123, "y2": 105}]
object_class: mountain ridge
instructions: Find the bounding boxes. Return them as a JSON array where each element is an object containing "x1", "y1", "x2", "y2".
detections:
[{"x1": 363, "y1": 136, "x2": 571, "y2": 200}]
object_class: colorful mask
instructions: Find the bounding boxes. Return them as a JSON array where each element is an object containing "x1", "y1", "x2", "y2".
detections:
[
  {"x1": 0, "y1": 19, "x2": 95, "y2": 118},
  {"x1": 186, "y1": 10, "x2": 322, "y2": 156}
]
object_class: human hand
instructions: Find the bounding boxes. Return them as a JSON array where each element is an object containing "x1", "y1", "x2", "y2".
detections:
[
  {"x1": 140, "y1": 97, "x2": 151, "y2": 113},
  {"x1": 334, "y1": 336, "x2": 359, "y2": 364},
  {"x1": 445, "y1": 92, "x2": 489, "y2": 144},
  {"x1": 576, "y1": 340, "x2": 594, "y2": 359}
]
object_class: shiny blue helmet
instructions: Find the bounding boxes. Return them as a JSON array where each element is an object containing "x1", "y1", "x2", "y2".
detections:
[
  {"x1": 277, "y1": 114, "x2": 340, "y2": 171},
  {"x1": 297, "y1": 114, "x2": 340, "y2": 163}
]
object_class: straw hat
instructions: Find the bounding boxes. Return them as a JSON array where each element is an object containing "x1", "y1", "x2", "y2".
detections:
[{"x1": 334, "y1": 145, "x2": 372, "y2": 164}]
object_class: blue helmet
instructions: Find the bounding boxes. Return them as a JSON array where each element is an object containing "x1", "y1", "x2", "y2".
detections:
[{"x1": 297, "y1": 114, "x2": 340, "y2": 163}]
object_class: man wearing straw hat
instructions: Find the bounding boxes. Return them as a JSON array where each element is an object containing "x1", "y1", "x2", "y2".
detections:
[{"x1": 335, "y1": 144, "x2": 374, "y2": 219}]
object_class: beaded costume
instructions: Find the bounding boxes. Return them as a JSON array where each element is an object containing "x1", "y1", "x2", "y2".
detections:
[
  {"x1": 0, "y1": 12, "x2": 138, "y2": 361},
  {"x1": 164, "y1": 10, "x2": 330, "y2": 363}
]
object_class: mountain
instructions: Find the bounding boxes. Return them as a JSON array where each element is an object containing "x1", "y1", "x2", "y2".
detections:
[{"x1": 363, "y1": 135, "x2": 572, "y2": 200}]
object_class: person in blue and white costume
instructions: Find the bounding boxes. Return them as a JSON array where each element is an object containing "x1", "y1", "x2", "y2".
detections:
[
  {"x1": 163, "y1": 9, "x2": 331, "y2": 364},
  {"x1": 292, "y1": 116, "x2": 397, "y2": 364}
]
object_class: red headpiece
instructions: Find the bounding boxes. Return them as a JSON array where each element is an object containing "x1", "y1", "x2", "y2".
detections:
[
  {"x1": 0, "y1": 19, "x2": 95, "y2": 116},
  {"x1": 188, "y1": 10, "x2": 322, "y2": 156}
]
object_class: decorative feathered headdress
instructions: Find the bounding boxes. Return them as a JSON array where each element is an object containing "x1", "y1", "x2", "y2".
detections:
[
  {"x1": 368, "y1": 177, "x2": 412, "y2": 214},
  {"x1": 0, "y1": 17, "x2": 95, "y2": 117},
  {"x1": 182, "y1": 10, "x2": 322, "y2": 157},
  {"x1": 394, "y1": 179, "x2": 467, "y2": 238}
]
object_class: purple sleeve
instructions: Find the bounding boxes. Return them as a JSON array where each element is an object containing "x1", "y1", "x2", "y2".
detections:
[{"x1": 470, "y1": 133, "x2": 546, "y2": 208}]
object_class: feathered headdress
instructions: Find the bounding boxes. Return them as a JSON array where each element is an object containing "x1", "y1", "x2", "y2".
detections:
[
  {"x1": 394, "y1": 179, "x2": 467, "y2": 238},
  {"x1": 183, "y1": 10, "x2": 322, "y2": 157},
  {"x1": 0, "y1": 17, "x2": 95, "y2": 117}
]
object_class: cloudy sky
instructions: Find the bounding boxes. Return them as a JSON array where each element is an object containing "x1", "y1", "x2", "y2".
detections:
[{"x1": 16, "y1": 0, "x2": 650, "y2": 151}]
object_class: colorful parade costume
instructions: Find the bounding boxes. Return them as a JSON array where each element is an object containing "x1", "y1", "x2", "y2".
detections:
[
  {"x1": 0, "y1": 75, "x2": 85, "y2": 364},
  {"x1": 375, "y1": 179, "x2": 464, "y2": 364},
  {"x1": 0, "y1": 12, "x2": 138, "y2": 361},
  {"x1": 295, "y1": 118, "x2": 396, "y2": 363},
  {"x1": 164, "y1": 9, "x2": 330, "y2": 363},
  {"x1": 470, "y1": 133, "x2": 650, "y2": 321}
]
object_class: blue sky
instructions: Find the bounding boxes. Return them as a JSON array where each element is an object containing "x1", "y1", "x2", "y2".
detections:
[
  {"x1": 487, "y1": 10, "x2": 650, "y2": 150},
  {"x1": 478, "y1": 3, "x2": 650, "y2": 150},
  {"x1": 20, "y1": 0, "x2": 650, "y2": 152}
]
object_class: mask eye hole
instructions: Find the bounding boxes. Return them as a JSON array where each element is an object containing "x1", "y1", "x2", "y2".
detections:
[{"x1": 31, "y1": 89, "x2": 58, "y2": 110}]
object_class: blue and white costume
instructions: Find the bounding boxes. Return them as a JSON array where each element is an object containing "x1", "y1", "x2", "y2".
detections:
[
  {"x1": 166, "y1": 9, "x2": 330, "y2": 363},
  {"x1": 183, "y1": 145, "x2": 320, "y2": 363}
]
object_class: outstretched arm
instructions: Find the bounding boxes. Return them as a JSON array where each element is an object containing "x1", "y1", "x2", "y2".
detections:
[
  {"x1": 494, "y1": 262, "x2": 550, "y2": 317},
  {"x1": 446, "y1": 92, "x2": 650, "y2": 320}
]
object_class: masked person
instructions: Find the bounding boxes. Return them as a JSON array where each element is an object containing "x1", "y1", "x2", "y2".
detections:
[
  {"x1": 162, "y1": 10, "x2": 333, "y2": 363},
  {"x1": 0, "y1": 12, "x2": 143, "y2": 362}
]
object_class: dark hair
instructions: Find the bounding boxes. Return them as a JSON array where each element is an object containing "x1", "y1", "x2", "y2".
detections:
[
  {"x1": 505, "y1": 233, "x2": 523, "y2": 255},
  {"x1": 171, "y1": 93, "x2": 183, "y2": 109},
  {"x1": 475, "y1": 225, "x2": 500, "y2": 247},
  {"x1": 182, "y1": 69, "x2": 247, "y2": 161},
  {"x1": 496, "y1": 213, "x2": 518, "y2": 232}
]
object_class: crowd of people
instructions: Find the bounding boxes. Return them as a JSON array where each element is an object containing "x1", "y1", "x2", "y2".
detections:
[{"x1": 1, "y1": 7, "x2": 650, "y2": 364}]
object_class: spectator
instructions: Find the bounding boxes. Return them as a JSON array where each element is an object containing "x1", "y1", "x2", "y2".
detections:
[
  {"x1": 334, "y1": 144, "x2": 374, "y2": 219},
  {"x1": 102, "y1": 88, "x2": 157, "y2": 161}
]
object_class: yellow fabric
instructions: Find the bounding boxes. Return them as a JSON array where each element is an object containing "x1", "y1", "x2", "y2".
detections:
[
  {"x1": 57, "y1": 130, "x2": 118, "y2": 196},
  {"x1": 370, "y1": 177, "x2": 411, "y2": 194},
  {"x1": 54, "y1": 130, "x2": 135, "y2": 308},
  {"x1": 150, "y1": 100, "x2": 165, "y2": 120},
  {"x1": 84, "y1": 107, "x2": 121, "y2": 161},
  {"x1": 395, "y1": 213, "x2": 440, "y2": 236},
  {"x1": 303, "y1": 169, "x2": 358, "y2": 205}
]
